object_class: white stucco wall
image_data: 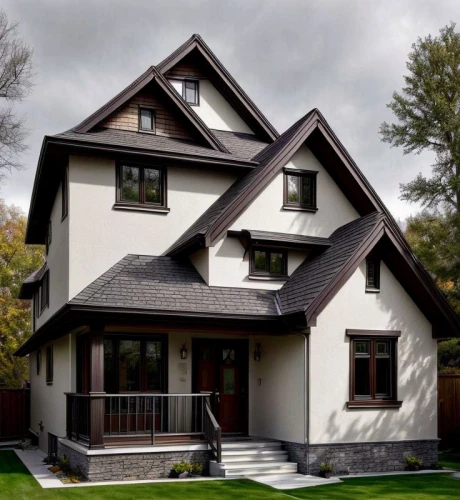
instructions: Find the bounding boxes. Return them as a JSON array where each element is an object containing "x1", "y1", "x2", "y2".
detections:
[
  {"x1": 205, "y1": 145, "x2": 359, "y2": 288},
  {"x1": 68, "y1": 156, "x2": 237, "y2": 299},
  {"x1": 168, "y1": 78, "x2": 254, "y2": 134},
  {"x1": 310, "y1": 260, "x2": 437, "y2": 444},
  {"x1": 35, "y1": 179, "x2": 69, "y2": 330},
  {"x1": 249, "y1": 335, "x2": 305, "y2": 443},
  {"x1": 28, "y1": 335, "x2": 75, "y2": 452}
]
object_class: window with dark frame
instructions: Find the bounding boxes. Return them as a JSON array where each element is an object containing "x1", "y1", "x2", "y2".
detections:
[
  {"x1": 183, "y1": 80, "x2": 199, "y2": 105},
  {"x1": 45, "y1": 221, "x2": 52, "y2": 255},
  {"x1": 40, "y1": 271, "x2": 49, "y2": 313},
  {"x1": 102, "y1": 336, "x2": 166, "y2": 394},
  {"x1": 117, "y1": 163, "x2": 166, "y2": 208},
  {"x1": 46, "y1": 345, "x2": 53, "y2": 384},
  {"x1": 348, "y1": 333, "x2": 401, "y2": 407},
  {"x1": 62, "y1": 167, "x2": 68, "y2": 220},
  {"x1": 250, "y1": 247, "x2": 287, "y2": 278},
  {"x1": 284, "y1": 169, "x2": 317, "y2": 210},
  {"x1": 366, "y1": 258, "x2": 380, "y2": 291},
  {"x1": 139, "y1": 107, "x2": 155, "y2": 133},
  {"x1": 36, "y1": 350, "x2": 41, "y2": 376}
]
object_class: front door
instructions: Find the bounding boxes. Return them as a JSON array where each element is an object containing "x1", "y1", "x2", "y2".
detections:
[{"x1": 194, "y1": 339, "x2": 248, "y2": 434}]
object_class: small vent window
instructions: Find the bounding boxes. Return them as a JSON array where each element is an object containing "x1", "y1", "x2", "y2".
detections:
[
  {"x1": 366, "y1": 259, "x2": 380, "y2": 291},
  {"x1": 183, "y1": 80, "x2": 199, "y2": 105},
  {"x1": 139, "y1": 108, "x2": 155, "y2": 132}
]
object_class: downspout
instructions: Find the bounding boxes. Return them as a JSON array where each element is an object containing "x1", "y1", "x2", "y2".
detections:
[{"x1": 295, "y1": 329, "x2": 310, "y2": 474}]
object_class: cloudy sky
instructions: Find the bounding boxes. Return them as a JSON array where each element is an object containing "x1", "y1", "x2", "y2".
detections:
[{"x1": 1, "y1": 0, "x2": 459, "y2": 222}]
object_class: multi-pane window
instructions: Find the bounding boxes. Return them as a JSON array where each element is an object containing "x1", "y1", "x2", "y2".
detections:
[
  {"x1": 117, "y1": 164, "x2": 165, "y2": 207},
  {"x1": 36, "y1": 350, "x2": 41, "y2": 376},
  {"x1": 366, "y1": 258, "x2": 380, "y2": 291},
  {"x1": 250, "y1": 248, "x2": 287, "y2": 278},
  {"x1": 36, "y1": 271, "x2": 50, "y2": 318},
  {"x1": 103, "y1": 337, "x2": 165, "y2": 393},
  {"x1": 46, "y1": 345, "x2": 53, "y2": 385},
  {"x1": 139, "y1": 108, "x2": 155, "y2": 132},
  {"x1": 183, "y1": 80, "x2": 199, "y2": 105},
  {"x1": 284, "y1": 169, "x2": 317, "y2": 210},
  {"x1": 349, "y1": 335, "x2": 399, "y2": 405}
]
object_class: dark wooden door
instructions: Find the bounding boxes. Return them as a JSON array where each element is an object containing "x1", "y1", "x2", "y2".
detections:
[{"x1": 193, "y1": 340, "x2": 247, "y2": 434}]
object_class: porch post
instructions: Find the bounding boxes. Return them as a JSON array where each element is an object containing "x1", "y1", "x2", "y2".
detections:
[{"x1": 89, "y1": 326, "x2": 105, "y2": 449}]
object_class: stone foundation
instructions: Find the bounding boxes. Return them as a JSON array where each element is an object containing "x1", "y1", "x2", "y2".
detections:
[
  {"x1": 283, "y1": 439, "x2": 439, "y2": 475},
  {"x1": 58, "y1": 441, "x2": 211, "y2": 481}
]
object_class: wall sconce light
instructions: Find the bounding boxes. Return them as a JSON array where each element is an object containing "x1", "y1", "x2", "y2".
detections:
[
  {"x1": 180, "y1": 343, "x2": 188, "y2": 360},
  {"x1": 254, "y1": 343, "x2": 261, "y2": 362}
]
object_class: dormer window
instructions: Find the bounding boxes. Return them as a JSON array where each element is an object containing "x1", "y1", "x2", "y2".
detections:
[
  {"x1": 250, "y1": 248, "x2": 287, "y2": 280},
  {"x1": 183, "y1": 80, "x2": 199, "y2": 105},
  {"x1": 366, "y1": 258, "x2": 380, "y2": 292},
  {"x1": 283, "y1": 168, "x2": 317, "y2": 212},
  {"x1": 139, "y1": 107, "x2": 155, "y2": 133}
]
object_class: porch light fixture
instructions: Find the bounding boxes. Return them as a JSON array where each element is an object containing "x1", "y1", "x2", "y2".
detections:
[
  {"x1": 180, "y1": 343, "x2": 188, "y2": 360},
  {"x1": 254, "y1": 343, "x2": 261, "y2": 362}
]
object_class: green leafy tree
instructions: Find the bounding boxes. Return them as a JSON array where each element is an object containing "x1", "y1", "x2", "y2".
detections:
[
  {"x1": 380, "y1": 23, "x2": 460, "y2": 212},
  {"x1": 0, "y1": 200, "x2": 43, "y2": 387}
]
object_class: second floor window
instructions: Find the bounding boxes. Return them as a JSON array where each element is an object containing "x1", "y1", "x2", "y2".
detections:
[
  {"x1": 250, "y1": 248, "x2": 287, "y2": 279},
  {"x1": 284, "y1": 169, "x2": 317, "y2": 211},
  {"x1": 366, "y1": 258, "x2": 380, "y2": 291},
  {"x1": 139, "y1": 107, "x2": 155, "y2": 133},
  {"x1": 117, "y1": 163, "x2": 165, "y2": 208},
  {"x1": 183, "y1": 80, "x2": 199, "y2": 105},
  {"x1": 46, "y1": 345, "x2": 53, "y2": 385}
]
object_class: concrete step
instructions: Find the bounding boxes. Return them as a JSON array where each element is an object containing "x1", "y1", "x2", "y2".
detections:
[
  {"x1": 222, "y1": 447, "x2": 285, "y2": 456},
  {"x1": 221, "y1": 440, "x2": 282, "y2": 450},
  {"x1": 223, "y1": 462, "x2": 298, "y2": 477},
  {"x1": 222, "y1": 452, "x2": 289, "y2": 463}
]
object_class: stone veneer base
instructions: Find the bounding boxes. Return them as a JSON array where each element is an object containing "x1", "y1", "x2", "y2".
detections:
[
  {"x1": 58, "y1": 441, "x2": 211, "y2": 481},
  {"x1": 283, "y1": 439, "x2": 439, "y2": 476}
]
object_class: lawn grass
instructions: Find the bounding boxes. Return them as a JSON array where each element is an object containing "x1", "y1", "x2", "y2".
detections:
[
  {"x1": 0, "y1": 450, "x2": 459, "y2": 499},
  {"x1": 439, "y1": 451, "x2": 460, "y2": 470}
]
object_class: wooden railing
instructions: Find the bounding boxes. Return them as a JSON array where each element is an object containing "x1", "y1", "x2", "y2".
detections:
[
  {"x1": 65, "y1": 393, "x2": 221, "y2": 457},
  {"x1": 204, "y1": 397, "x2": 222, "y2": 463}
]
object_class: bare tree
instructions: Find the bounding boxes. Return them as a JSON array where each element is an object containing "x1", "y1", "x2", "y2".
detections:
[{"x1": 0, "y1": 9, "x2": 34, "y2": 179}]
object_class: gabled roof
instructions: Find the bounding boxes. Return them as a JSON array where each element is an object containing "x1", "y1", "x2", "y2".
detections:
[
  {"x1": 73, "y1": 67, "x2": 229, "y2": 153},
  {"x1": 278, "y1": 212, "x2": 385, "y2": 318},
  {"x1": 69, "y1": 254, "x2": 278, "y2": 317},
  {"x1": 157, "y1": 34, "x2": 278, "y2": 142},
  {"x1": 210, "y1": 130, "x2": 268, "y2": 160},
  {"x1": 18, "y1": 263, "x2": 47, "y2": 299}
]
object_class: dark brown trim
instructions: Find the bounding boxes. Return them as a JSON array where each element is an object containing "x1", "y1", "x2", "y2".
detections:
[
  {"x1": 282, "y1": 206, "x2": 318, "y2": 213},
  {"x1": 112, "y1": 203, "x2": 170, "y2": 214},
  {"x1": 346, "y1": 329, "x2": 401, "y2": 338},
  {"x1": 157, "y1": 34, "x2": 278, "y2": 142},
  {"x1": 347, "y1": 401, "x2": 403, "y2": 408}
]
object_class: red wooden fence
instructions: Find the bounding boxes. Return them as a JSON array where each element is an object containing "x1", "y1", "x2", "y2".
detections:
[
  {"x1": 438, "y1": 375, "x2": 460, "y2": 445},
  {"x1": 0, "y1": 389, "x2": 29, "y2": 441}
]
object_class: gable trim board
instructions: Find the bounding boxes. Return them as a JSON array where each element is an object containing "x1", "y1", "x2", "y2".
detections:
[
  {"x1": 157, "y1": 34, "x2": 278, "y2": 142},
  {"x1": 73, "y1": 68, "x2": 229, "y2": 154}
]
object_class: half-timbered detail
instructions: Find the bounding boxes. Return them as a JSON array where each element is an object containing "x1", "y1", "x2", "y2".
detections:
[{"x1": 16, "y1": 34, "x2": 458, "y2": 481}]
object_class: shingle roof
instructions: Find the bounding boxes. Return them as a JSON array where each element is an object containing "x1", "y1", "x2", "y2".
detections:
[
  {"x1": 18, "y1": 263, "x2": 47, "y2": 299},
  {"x1": 69, "y1": 255, "x2": 279, "y2": 317},
  {"x1": 278, "y1": 212, "x2": 385, "y2": 315},
  {"x1": 210, "y1": 130, "x2": 268, "y2": 160},
  {"x1": 228, "y1": 229, "x2": 332, "y2": 249},
  {"x1": 53, "y1": 128, "x2": 257, "y2": 165},
  {"x1": 165, "y1": 110, "x2": 317, "y2": 256}
]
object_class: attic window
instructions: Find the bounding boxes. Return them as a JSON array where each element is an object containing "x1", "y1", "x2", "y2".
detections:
[
  {"x1": 366, "y1": 258, "x2": 380, "y2": 292},
  {"x1": 183, "y1": 80, "x2": 199, "y2": 105},
  {"x1": 139, "y1": 107, "x2": 155, "y2": 133},
  {"x1": 284, "y1": 168, "x2": 317, "y2": 212}
]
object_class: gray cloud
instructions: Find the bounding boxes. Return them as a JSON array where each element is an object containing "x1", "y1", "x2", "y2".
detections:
[{"x1": 1, "y1": 0, "x2": 458, "y2": 221}]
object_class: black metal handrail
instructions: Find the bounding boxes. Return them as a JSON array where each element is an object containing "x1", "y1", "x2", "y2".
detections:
[{"x1": 204, "y1": 397, "x2": 222, "y2": 463}]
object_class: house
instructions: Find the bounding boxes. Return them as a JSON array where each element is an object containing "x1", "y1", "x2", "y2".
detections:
[{"x1": 15, "y1": 34, "x2": 460, "y2": 481}]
